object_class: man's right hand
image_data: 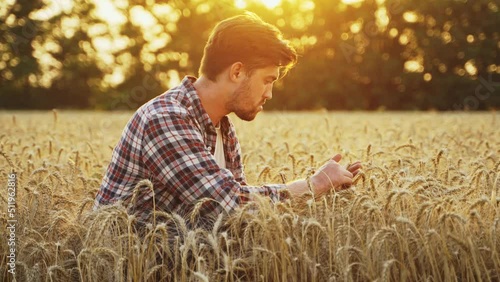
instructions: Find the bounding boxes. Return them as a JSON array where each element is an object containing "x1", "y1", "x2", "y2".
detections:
[{"x1": 310, "y1": 154, "x2": 361, "y2": 195}]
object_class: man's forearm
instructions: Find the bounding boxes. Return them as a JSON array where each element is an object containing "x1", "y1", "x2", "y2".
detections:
[{"x1": 285, "y1": 179, "x2": 311, "y2": 197}]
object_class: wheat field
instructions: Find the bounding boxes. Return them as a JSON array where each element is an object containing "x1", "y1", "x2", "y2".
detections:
[{"x1": 0, "y1": 110, "x2": 499, "y2": 281}]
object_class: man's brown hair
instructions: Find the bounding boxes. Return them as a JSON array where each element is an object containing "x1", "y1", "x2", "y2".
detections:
[{"x1": 199, "y1": 12, "x2": 297, "y2": 81}]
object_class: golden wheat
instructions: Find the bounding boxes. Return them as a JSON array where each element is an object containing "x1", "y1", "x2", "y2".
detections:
[{"x1": 0, "y1": 111, "x2": 499, "y2": 281}]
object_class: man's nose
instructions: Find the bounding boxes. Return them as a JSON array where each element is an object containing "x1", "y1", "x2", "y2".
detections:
[{"x1": 264, "y1": 87, "x2": 273, "y2": 100}]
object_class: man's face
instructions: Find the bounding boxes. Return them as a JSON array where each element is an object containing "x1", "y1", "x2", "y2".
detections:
[{"x1": 227, "y1": 66, "x2": 279, "y2": 121}]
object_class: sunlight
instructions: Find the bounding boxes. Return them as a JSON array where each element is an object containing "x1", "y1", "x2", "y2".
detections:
[
  {"x1": 130, "y1": 6, "x2": 156, "y2": 28},
  {"x1": 375, "y1": 7, "x2": 389, "y2": 30},
  {"x1": 259, "y1": 0, "x2": 282, "y2": 9},
  {"x1": 403, "y1": 11, "x2": 418, "y2": 23},
  {"x1": 404, "y1": 60, "x2": 424, "y2": 73},
  {"x1": 0, "y1": 0, "x2": 16, "y2": 19},
  {"x1": 30, "y1": 0, "x2": 73, "y2": 21},
  {"x1": 235, "y1": 0, "x2": 247, "y2": 9},
  {"x1": 342, "y1": 0, "x2": 364, "y2": 4},
  {"x1": 93, "y1": 0, "x2": 126, "y2": 25},
  {"x1": 464, "y1": 59, "x2": 478, "y2": 76},
  {"x1": 235, "y1": 0, "x2": 282, "y2": 9}
]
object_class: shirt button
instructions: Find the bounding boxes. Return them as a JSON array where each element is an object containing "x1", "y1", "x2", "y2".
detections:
[{"x1": 207, "y1": 146, "x2": 212, "y2": 151}]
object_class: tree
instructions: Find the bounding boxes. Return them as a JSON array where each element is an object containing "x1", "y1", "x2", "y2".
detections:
[{"x1": 0, "y1": 0, "x2": 44, "y2": 108}]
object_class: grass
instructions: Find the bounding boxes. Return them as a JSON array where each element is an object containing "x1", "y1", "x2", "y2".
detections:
[{"x1": 0, "y1": 110, "x2": 499, "y2": 281}]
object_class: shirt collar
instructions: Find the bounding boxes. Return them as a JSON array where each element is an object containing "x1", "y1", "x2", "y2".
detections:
[{"x1": 181, "y1": 75, "x2": 229, "y2": 133}]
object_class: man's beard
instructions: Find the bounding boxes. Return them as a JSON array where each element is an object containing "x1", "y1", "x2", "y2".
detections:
[{"x1": 226, "y1": 78, "x2": 263, "y2": 121}]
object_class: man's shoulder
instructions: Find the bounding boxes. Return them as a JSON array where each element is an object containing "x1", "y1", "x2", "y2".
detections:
[{"x1": 140, "y1": 86, "x2": 193, "y2": 120}]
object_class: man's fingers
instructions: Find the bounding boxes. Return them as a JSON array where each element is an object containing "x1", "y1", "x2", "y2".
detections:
[
  {"x1": 347, "y1": 163, "x2": 362, "y2": 172},
  {"x1": 347, "y1": 162, "x2": 362, "y2": 174},
  {"x1": 341, "y1": 176, "x2": 353, "y2": 188},
  {"x1": 347, "y1": 163, "x2": 361, "y2": 170},
  {"x1": 347, "y1": 161, "x2": 362, "y2": 168},
  {"x1": 351, "y1": 161, "x2": 362, "y2": 167},
  {"x1": 344, "y1": 170, "x2": 353, "y2": 178},
  {"x1": 332, "y1": 154, "x2": 342, "y2": 163},
  {"x1": 351, "y1": 169, "x2": 361, "y2": 177}
]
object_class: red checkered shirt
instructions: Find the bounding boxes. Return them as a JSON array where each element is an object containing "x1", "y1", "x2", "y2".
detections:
[{"x1": 94, "y1": 76, "x2": 288, "y2": 221}]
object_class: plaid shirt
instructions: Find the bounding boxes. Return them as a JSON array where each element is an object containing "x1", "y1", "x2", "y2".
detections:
[{"x1": 94, "y1": 76, "x2": 288, "y2": 221}]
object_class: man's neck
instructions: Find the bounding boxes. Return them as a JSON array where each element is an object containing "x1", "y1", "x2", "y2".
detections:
[{"x1": 193, "y1": 76, "x2": 230, "y2": 126}]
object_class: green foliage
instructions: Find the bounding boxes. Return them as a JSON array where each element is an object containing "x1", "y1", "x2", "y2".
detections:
[{"x1": 0, "y1": 0, "x2": 498, "y2": 110}]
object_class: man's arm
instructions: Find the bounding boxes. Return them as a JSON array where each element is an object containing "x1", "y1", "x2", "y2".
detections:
[{"x1": 141, "y1": 113, "x2": 286, "y2": 217}]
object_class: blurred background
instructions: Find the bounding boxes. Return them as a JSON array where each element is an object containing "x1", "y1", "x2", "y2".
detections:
[{"x1": 0, "y1": 0, "x2": 498, "y2": 111}]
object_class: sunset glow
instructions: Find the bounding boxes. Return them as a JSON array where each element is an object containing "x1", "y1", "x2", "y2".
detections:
[
  {"x1": 235, "y1": 0, "x2": 282, "y2": 9},
  {"x1": 260, "y1": 0, "x2": 282, "y2": 8},
  {"x1": 341, "y1": 0, "x2": 364, "y2": 4}
]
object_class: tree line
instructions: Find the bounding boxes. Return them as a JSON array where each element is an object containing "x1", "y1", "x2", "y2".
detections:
[{"x1": 0, "y1": 0, "x2": 498, "y2": 110}]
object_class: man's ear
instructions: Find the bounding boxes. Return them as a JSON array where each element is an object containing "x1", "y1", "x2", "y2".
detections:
[{"x1": 228, "y1": 62, "x2": 245, "y2": 83}]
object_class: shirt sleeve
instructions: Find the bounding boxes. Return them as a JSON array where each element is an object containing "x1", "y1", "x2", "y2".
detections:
[{"x1": 141, "y1": 113, "x2": 288, "y2": 218}]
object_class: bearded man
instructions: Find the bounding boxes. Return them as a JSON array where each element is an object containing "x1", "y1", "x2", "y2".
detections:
[{"x1": 94, "y1": 12, "x2": 362, "y2": 223}]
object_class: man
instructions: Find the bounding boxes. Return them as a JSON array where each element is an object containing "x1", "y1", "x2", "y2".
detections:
[{"x1": 93, "y1": 12, "x2": 362, "y2": 223}]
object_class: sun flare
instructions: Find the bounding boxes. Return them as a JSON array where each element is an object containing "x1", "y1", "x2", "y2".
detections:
[
  {"x1": 259, "y1": 0, "x2": 281, "y2": 8},
  {"x1": 235, "y1": 0, "x2": 282, "y2": 9},
  {"x1": 342, "y1": 0, "x2": 364, "y2": 4}
]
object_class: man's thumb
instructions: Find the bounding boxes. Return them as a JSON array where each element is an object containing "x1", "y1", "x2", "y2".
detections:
[{"x1": 332, "y1": 154, "x2": 342, "y2": 163}]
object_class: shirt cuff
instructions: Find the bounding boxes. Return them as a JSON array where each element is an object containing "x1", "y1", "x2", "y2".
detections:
[{"x1": 266, "y1": 184, "x2": 290, "y2": 202}]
